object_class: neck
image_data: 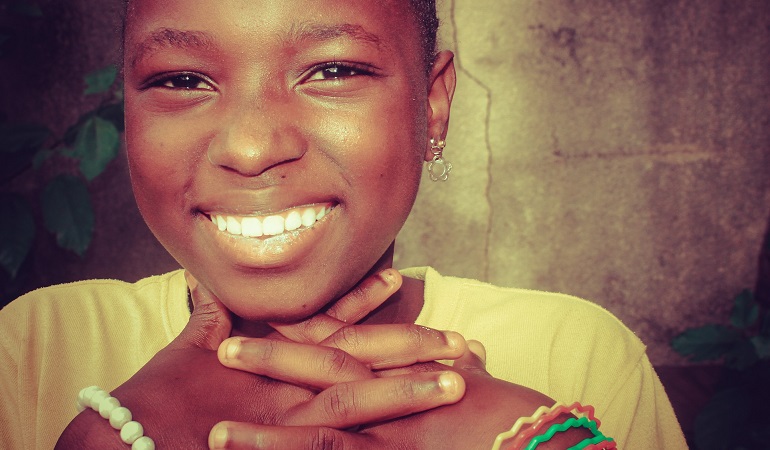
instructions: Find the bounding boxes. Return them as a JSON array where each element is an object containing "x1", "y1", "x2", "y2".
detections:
[{"x1": 229, "y1": 242, "x2": 425, "y2": 337}]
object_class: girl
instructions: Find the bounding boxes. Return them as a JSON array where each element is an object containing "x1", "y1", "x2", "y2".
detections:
[{"x1": 1, "y1": 0, "x2": 686, "y2": 448}]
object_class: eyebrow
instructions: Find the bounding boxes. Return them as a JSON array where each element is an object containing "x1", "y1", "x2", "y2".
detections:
[
  {"x1": 129, "y1": 28, "x2": 213, "y2": 68},
  {"x1": 286, "y1": 22, "x2": 385, "y2": 50},
  {"x1": 128, "y1": 23, "x2": 385, "y2": 68}
]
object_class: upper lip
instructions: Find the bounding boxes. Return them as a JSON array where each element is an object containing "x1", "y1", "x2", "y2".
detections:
[{"x1": 195, "y1": 187, "x2": 339, "y2": 217}]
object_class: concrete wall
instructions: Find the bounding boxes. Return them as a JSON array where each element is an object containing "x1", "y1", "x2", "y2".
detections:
[
  {"x1": 396, "y1": 0, "x2": 770, "y2": 364},
  {"x1": 3, "y1": 0, "x2": 769, "y2": 365}
]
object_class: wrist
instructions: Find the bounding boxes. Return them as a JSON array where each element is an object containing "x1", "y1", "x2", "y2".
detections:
[
  {"x1": 56, "y1": 386, "x2": 156, "y2": 450},
  {"x1": 56, "y1": 409, "x2": 125, "y2": 450},
  {"x1": 491, "y1": 403, "x2": 615, "y2": 450}
]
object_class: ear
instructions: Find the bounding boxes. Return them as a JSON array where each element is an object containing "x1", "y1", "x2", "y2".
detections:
[{"x1": 425, "y1": 50, "x2": 457, "y2": 161}]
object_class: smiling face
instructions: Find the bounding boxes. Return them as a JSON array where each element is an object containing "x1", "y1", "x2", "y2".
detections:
[{"x1": 123, "y1": 0, "x2": 454, "y2": 322}]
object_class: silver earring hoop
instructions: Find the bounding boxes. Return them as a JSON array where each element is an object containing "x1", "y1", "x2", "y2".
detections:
[{"x1": 427, "y1": 138, "x2": 452, "y2": 182}]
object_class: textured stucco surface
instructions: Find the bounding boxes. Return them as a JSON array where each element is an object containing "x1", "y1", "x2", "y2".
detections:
[
  {"x1": 396, "y1": 0, "x2": 770, "y2": 364},
  {"x1": 2, "y1": 0, "x2": 769, "y2": 365}
]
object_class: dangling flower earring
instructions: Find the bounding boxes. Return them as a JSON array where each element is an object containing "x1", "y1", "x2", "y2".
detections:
[{"x1": 427, "y1": 138, "x2": 452, "y2": 182}]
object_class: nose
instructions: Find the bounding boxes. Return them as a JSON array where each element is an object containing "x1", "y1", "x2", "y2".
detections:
[{"x1": 206, "y1": 100, "x2": 306, "y2": 177}]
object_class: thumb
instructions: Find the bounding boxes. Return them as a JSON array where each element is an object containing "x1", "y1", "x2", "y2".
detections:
[{"x1": 173, "y1": 271, "x2": 233, "y2": 350}]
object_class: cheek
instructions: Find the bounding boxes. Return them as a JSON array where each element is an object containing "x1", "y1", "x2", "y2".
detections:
[{"x1": 124, "y1": 105, "x2": 203, "y2": 230}]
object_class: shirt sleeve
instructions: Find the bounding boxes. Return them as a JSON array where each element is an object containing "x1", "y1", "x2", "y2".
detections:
[
  {"x1": 599, "y1": 353, "x2": 687, "y2": 448},
  {"x1": 0, "y1": 300, "x2": 27, "y2": 450}
]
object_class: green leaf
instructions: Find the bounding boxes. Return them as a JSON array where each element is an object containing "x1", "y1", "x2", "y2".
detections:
[
  {"x1": 730, "y1": 289, "x2": 758, "y2": 329},
  {"x1": 95, "y1": 101, "x2": 125, "y2": 132},
  {"x1": 694, "y1": 387, "x2": 751, "y2": 450},
  {"x1": 0, "y1": 193, "x2": 34, "y2": 278},
  {"x1": 71, "y1": 116, "x2": 120, "y2": 180},
  {"x1": 725, "y1": 338, "x2": 759, "y2": 370},
  {"x1": 0, "y1": 123, "x2": 50, "y2": 154},
  {"x1": 41, "y1": 175, "x2": 94, "y2": 256},
  {"x1": 113, "y1": 83, "x2": 124, "y2": 101},
  {"x1": 761, "y1": 311, "x2": 770, "y2": 338},
  {"x1": 752, "y1": 336, "x2": 770, "y2": 359},
  {"x1": 0, "y1": 124, "x2": 49, "y2": 181},
  {"x1": 32, "y1": 148, "x2": 54, "y2": 169},
  {"x1": 84, "y1": 66, "x2": 117, "y2": 95},
  {"x1": 10, "y1": 2, "x2": 43, "y2": 17},
  {"x1": 671, "y1": 324, "x2": 743, "y2": 361}
]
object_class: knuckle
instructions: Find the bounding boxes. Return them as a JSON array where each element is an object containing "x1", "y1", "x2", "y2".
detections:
[
  {"x1": 334, "y1": 326, "x2": 363, "y2": 354},
  {"x1": 322, "y1": 383, "x2": 357, "y2": 423},
  {"x1": 393, "y1": 376, "x2": 420, "y2": 403},
  {"x1": 258, "y1": 339, "x2": 280, "y2": 364},
  {"x1": 404, "y1": 325, "x2": 426, "y2": 349},
  {"x1": 320, "y1": 348, "x2": 353, "y2": 378},
  {"x1": 309, "y1": 427, "x2": 345, "y2": 450}
]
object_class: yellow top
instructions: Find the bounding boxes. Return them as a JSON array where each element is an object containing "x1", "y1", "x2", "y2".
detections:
[{"x1": 0, "y1": 267, "x2": 686, "y2": 449}]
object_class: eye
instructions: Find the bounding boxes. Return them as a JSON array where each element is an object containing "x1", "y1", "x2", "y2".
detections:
[
  {"x1": 305, "y1": 62, "x2": 375, "y2": 82},
  {"x1": 148, "y1": 73, "x2": 214, "y2": 90}
]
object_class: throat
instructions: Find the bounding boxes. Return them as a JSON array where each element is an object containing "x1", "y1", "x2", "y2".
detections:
[{"x1": 360, "y1": 276, "x2": 425, "y2": 325}]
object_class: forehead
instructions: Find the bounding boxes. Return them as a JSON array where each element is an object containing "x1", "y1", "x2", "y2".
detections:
[{"x1": 125, "y1": 0, "x2": 420, "y2": 62}]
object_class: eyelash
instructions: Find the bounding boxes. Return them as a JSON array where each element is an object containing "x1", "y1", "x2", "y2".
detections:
[
  {"x1": 145, "y1": 72, "x2": 214, "y2": 91},
  {"x1": 143, "y1": 61, "x2": 377, "y2": 92},
  {"x1": 304, "y1": 61, "x2": 377, "y2": 81}
]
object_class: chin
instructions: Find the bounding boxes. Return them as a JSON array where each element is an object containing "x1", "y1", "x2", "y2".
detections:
[{"x1": 207, "y1": 273, "x2": 342, "y2": 323}]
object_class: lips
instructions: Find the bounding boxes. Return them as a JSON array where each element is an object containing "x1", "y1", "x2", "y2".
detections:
[
  {"x1": 195, "y1": 196, "x2": 339, "y2": 270},
  {"x1": 209, "y1": 203, "x2": 334, "y2": 237}
]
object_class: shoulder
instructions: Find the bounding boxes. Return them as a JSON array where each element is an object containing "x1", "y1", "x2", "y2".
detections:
[
  {"x1": 409, "y1": 267, "x2": 647, "y2": 394},
  {"x1": 2, "y1": 270, "x2": 185, "y2": 316},
  {"x1": 410, "y1": 266, "x2": 642, "y2": 351},
  {"x1": 0, "y1": 270, "x2": 187, "y2": 348}
]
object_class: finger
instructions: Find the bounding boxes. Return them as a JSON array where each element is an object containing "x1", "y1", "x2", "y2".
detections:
[
  {"x1": 176, "y1": 272, "x2": 233, "y2": 350},
  {"x1": 218, "y1": 337, "x2": 375, "y2": 389},
  {"x1": 321, "y1": 324, "x2": 466, "y2": 369},
  {"x1": 285, "y1": 371, "x2": 464, "y2": 429},
  {"x1": 210, "y1": 422, "x2": 375, "y2": 450},
  {"x1": 451, "y1": 340, "x2": 489, "y2": 375},
  {"x1": 269, "y1": 269, "x2": 401, "y2": 344},
  {"x1": 325, "y1": 269, "x2": 402, "y2": 323}
]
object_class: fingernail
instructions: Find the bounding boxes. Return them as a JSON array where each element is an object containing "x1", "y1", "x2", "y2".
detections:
[
  {"x1": 468, "y1": 340, "x2": 487, "y2": 364},
  {"x1": 223, "y1": 338, "x2": 241, "y2": 360},
  {"x1": 379, "y1": 268, "x2": 397, "y2": 285},
  {"x1": 185, "y1": 271, "x2": 199, "y2": 290},
  {"x1": 209, "y1": 423, "x2": 228, "y2": 449},
  {"x1": 438, "y1": 371, "x2": 460, "y2": 395},
  {"x1": 443, "y1": 331, "x2": 463, "y2": 350}
]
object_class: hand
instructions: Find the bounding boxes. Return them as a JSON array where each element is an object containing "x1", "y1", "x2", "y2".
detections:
[
  {"x1": 210, "y1": 342, "x2": 593, "y2": 450},
  {"x1": 56, "y1": 269, "x2": 466, "y2": 449}
]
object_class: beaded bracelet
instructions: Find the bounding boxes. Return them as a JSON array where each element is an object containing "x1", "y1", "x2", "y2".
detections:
[{"x1": 77, "y1": 386, "x2": 156, "y2": 450}]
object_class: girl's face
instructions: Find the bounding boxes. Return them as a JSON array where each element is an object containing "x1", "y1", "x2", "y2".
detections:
[{"x1": 124, "y1": 0, "x2": 454, "y2": 321}]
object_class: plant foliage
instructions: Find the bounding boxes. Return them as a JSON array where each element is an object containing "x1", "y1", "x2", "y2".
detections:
[
  {"x1": 672, "y1": 290, "x2": 770, "y2": 449},
  {"x1": 0, "y1": 5, "x2": 124, "y2": 280}
]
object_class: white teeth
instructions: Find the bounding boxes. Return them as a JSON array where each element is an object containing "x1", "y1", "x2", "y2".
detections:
[
  {"x1": 284, "y1": 211, "x2": 302, "y2": 231},
  {"x1": 301, "y1": 208, "x2": 316, "y2": 227},
  {"x1": 226, "y1": 216, "x2": 241, "y2": 235},
  {"x1": 262, "y1": 215, "x2": 285, "y2": 236},
  {"x1": 210, "y1": 204, "x2": 333, "y2": 238},
  {"x1": 241, "y1": 217, "x2": 263, "y2": 237}
]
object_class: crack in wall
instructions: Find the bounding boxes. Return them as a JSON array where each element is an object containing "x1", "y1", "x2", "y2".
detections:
[{"x1": 449, "y1": 0, "x2": 495, "y2": 281}]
